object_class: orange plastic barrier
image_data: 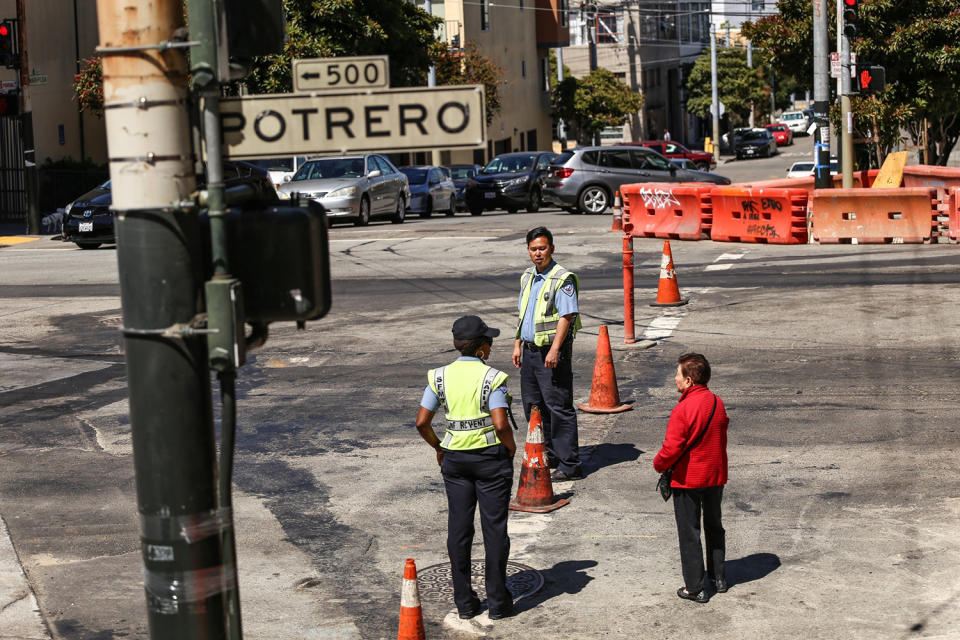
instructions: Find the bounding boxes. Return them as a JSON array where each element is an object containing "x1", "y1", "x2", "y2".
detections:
[
  {"x1": 901, "y1": 165, "x2": 960, "y2": 190},
  {"x1": 709, "y1": 186, "x2": 809, "y2": 244},
  {"x1": 620, "y1": 182, "x2": 714, "y2": 240},
  {"x1": 734, "y1": 173, "x2": 866, "y2": 193},
  {"x1": 947, "y1": 187, "x2": 960, "y2": 242},
  {"x1": 810, "y1": 187, "x2": 938, "y2": 244}
]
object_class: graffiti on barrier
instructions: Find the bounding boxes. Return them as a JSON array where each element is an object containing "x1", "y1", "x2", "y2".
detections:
[
  {"x1": 741, "y1": 198, "x2": 784, "y2": 215},
  {"x1": 746, "y1": 223, "x2": 779, "y2": 238},
  {"x1": 640, "y1": 187, "x2": 681, "y2": 209}
]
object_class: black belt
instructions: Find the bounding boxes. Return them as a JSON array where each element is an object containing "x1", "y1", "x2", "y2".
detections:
[{"x1": 522, "y1": 341, "x2": 542, "y2": 351}]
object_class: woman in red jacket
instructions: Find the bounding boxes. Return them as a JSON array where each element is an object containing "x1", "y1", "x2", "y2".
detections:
[{"x1": 653, "y1": 353, "x2": 730, "y2": 603}]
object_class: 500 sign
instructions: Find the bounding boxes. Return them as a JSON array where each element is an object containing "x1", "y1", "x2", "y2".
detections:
[{"x1": 293, "y1": 56, "x2": 390, "y2": 93}]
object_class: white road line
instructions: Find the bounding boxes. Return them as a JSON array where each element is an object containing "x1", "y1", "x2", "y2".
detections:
[
  {"x1": 704, "y1": 263, "x2": 733, "y2": 271},
  {"x1": 705, "y1": 252, "x2": 746, "y2": 271},
  {"x1": 715, "y1": 253, "x2": 746, "y2": 262},
  {"x1": 643, "y1": 308, "x2": 686, "y2": 340}
]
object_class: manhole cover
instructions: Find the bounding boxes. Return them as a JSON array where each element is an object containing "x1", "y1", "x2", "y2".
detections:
[{"x1": 417, "y1": 560, "x2": 543, "y2": 603}]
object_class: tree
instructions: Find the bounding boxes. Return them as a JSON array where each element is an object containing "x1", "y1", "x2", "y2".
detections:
[
  {"x1": 435, "y1": 41, "x2": 505, "y2": 126},
  {"x1": 73, "y1": 57, "x2": 103, "y2": 117},
  {"x1": 552, "y1": 68, "x2": 644, "y2": 143},
  {"x1": 743, "y1": 0, "x2": 960, "y2": 165},
  {"x1": 686, "y1": 48, "x2": 766, "y2": 129},
  {"x1": 242, "y1": 0, "x2": 443, "y2": 94}
]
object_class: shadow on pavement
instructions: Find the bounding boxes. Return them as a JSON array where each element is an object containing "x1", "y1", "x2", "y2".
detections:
[
  {"x1": 726, "y1": 552, "x2": 781, "y2": 587},
  {"x1": 515, "y1": 559, "x2": 598, "y2": 611},
  {"x1": 582, "y1": 442, "x2": 643, "y2": 475}
]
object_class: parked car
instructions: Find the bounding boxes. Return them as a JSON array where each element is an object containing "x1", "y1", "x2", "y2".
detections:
[
  {"x1": 786, "y1": 159, "x2": 839, "y2": 178},
  {"x1": 632, "y1": 141, "x2": 716, "y2": 170},
  {"x1": 542, "y1": 145, "x2": 731, "y2": 215},
  {"x1": 765, "y1": 123, "x2": 793, "y2": 146},
  {"x1": 464, "y1": 151, "x2": 557, "y2": 216},
  {"x1": 445, "y1": 163, "x2": 483, "y2": 211},
  {"x1": 61, "y1": 161, "x2": 278, "y2": 249},
  {"x1": 720, "y1": 127, "x2": 753, "y2": 152},
  {"x1": 780, "y1": 110, "x2": 810, "y2": 135},
  {"x1": 735, "y1": 129, "x2": 778, "y2": 160},
  {"x1": 399, "y1": 165, "x2": 457, "y2": 217},
  {"x1": 277, "y1": 154, "x2": 410, "y2": 226},
  {"x1": 247, "y1": 156, "x2": 308, "y2": 190}
]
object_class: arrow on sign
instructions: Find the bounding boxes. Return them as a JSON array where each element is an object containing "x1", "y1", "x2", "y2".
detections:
[
  {"x1": 859, "y1": 68, "x2": 872, "y2": 90},
  {"x1": 301, "y1": 72, "x2": 321, "y2": 80}
]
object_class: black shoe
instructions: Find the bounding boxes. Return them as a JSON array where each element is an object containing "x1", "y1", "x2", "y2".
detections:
[
  {"x1": 458, "y1": 604, "x2": 483, "y2": 620},
  {"x1": 677, "y1": 587, "x2": 708, "y2": 603},
  {"x1": 488, "y1": 604, "x2": 515, "y2": 620},
  {"x1": 550, "y1": 469, "x2": 583, "y2": 483},
  {"x1": 714, "y1": 577, "x2": 728, "y2": 593}
]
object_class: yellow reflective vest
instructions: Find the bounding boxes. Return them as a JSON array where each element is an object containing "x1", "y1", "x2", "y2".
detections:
[
  {"x1": 428, "y1": 359, "x2": 510, "y2": 451},
  {"x1": 515, "y1": 262, "x2": 582, "y2": 347}
]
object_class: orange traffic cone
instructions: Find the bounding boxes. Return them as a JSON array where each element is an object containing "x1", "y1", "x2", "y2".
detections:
[
  {"x1": 611, "y1": 190, "x2": 623, "y2": 232},
  {"x1": 509, "y1": 406, "x2": 570, "y2": 513},
  {"x1": 650, "y1": 240, "x2": 689, "y2": 307},
  {"x1": 398, "y1": 558, "x2": 426, "y2": 640},
  {"x1": 577, "y1": 325, "x2": 632, "y2": 414}
]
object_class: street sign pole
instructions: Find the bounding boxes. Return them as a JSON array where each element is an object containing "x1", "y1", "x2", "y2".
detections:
[
  {"x1": 840, "y1": 5, "x2": 854, "y2": 187},
  {"x1": 813, "y1": 0, "x2": 831, "y2": 189},
  {"x1": 96, "y1": 1, "x2": 228, "y2": 639},
  {"x1": 710, "y1": 23, "x2": 720, "y2": 158}
]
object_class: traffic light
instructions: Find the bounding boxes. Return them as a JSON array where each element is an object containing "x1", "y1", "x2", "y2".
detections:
[
  {"x1": 857, "y1": 65, "x2": 886, "y2": 94},
  {"x1": 0, "y1": 20, "x2": 15, "y2": 68},
  {"x1": 842, "y1": 0, "x2": 859, "y2": 38},
  {"x1": 0, "y1": 93, "x2": 19, "y2": 117}
]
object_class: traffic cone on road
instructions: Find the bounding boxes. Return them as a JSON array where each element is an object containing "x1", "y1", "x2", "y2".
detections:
[
  {"x1": 509, "y1": 406, "x2": 570, "y2": 513},
  {"x1": 398, "y1": 558, "x2": 426, "y2": 640},
  {"x1": 577, "y1": 325, "x2": 632, "y2": 414},
  {"x1": 611, "y1": 190, "x2": 623, "y2": 232},
  {"x1": 650, "y1": 240, "x2": 689, "y2": 307}
]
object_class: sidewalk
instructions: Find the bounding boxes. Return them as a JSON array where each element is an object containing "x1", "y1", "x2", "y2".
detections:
[{"x1": 0, "y1": 515, "x2": 49, "y2": 639}]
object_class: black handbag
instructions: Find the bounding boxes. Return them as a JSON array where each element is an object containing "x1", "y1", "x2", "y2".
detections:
[{"x1": 657, "y1": 396, "x2": 717, "y2": 501}]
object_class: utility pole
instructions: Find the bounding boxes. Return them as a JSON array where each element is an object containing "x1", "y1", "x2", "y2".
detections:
[
  {"x1": 96, "y1": 1, "x2": 228, "y2": 639},
  {"x1": 812, "y1": 0, "x2": 831, "y2": 189},
  {"x1": 586, "y1": 3, "x2": 599, "y2": 145},
  {"x1": 15, "y1": 0, "x2": 38, "y2": 235},
  {"x1": 556, "y1": 46, "x2": 567, "y2": 150},
  {"x1": 426, "y1": 0, "x2": 437, "y2": 163},
  {"x1": 710, "y1": 23, "x2": 719, "y2": 158},
  {"x1": 746, "y1": 40, "x2": 754, "y2": 128},
  {"x1": 840, "y1": 12, "x2": 853, "y2": 187}
]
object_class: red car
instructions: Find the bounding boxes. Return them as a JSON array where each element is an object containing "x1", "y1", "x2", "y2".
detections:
[
  {"x1": 632, "y1": 141, "x2": 716, "y2": 171},
  {"x1": 765, "y1": 123, "x2": 794, "y2": 146}
]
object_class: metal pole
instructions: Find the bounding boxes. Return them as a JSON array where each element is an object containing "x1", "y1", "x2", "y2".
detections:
[
  {"x1": 96, "y1": 1, "x2": 227, "y2": 638},
  {"x1": 556, "y1": 47, "x2": 567, "y2": 150},
  {"x1": 588, "y1": 6, "x2": 599, "y2": 146},
  {"x1": 840, "y1": 24, "x2": 854, "y2": 187},
  {"x1": 746, "y1": 40, "x2": 754, "y2": 128},
  {"x1": 622, "y1": 235, "x2": 635, "y2": 344},
  {"x1": 426, "y1": 0, "x2": 437, "y2": 161},
  {"x1": 813, "y1": 0, "x2": 831, "y2": 189},
  {"x1": 710, "y1": 24, "x2": 720, "y2": 157},
  {"x1": 16, "y1": 0, "x2": 39, "y2": 235}
]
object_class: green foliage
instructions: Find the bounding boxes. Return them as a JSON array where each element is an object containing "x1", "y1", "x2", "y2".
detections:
[
  {"x1": 552, "y1": 68, "x2": 644, "y2": 142},
  {"x1": 743, "y1": 0, "x2": 960, "y2": 165},
  {"x1": 686, "y1": 49, "x2": 766, "y2": 128},
  {"x1": 242, "y1": 0, "x2": 443, "y2": 94},
  {"x1": 73, "y1": 57, "x2": 103, "y2": 117},
  {"x1": 435, "y1": 41, "x2": 505, "y2": 126}
]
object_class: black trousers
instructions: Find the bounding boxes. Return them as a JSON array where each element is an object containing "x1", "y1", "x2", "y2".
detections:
[
  {"x1": 520, "y1": 342, "x2": 581, "y2": 475},
  {"x1": 441, "y1": 445, "x2": 514, "y2": 615},
  {"x1": 672, "y1": 486, "x2": 725, "y2": 593}
]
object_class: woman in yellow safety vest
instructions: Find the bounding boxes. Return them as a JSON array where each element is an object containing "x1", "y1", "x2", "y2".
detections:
[{"x1": 415, "y1": 315, "x2": 518, "y2": 620}]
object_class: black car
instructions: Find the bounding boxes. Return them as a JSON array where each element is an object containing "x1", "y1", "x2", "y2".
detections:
[
  {"x1": 62, "y1": 161, "x2": 278, "y2": 249},
  {"x1": 465, "y1": 151, "x2": 557, "y2": 216},
  {"x1": 735, "y1": 129, "x2": 778, "y2": 160},
  {"x1": 444, "y1": 163, "x2": 483, "y2": 211}
]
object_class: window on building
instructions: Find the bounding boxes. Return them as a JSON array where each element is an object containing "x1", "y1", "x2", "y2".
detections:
[
  {"x1": 560, "y1": 0, "x2": 568, "y2": 27},
  {"x1": 596, "y1": 13, "x2": 619, "y2": 44},
  {"x1": 522, "y1": 60, "x2": 527, "y2": 78},
  {"x1": 541, "y1": 57, "x2": 551, "y2": 92},
  {"x1": 752, "y1": 0, "x2": 765, "y2": 9},
  {"x1": 519, "y1": 0, "x2": 524, "y2": 10},
  {"x1": 481, "y1": 0, "x2": 489, "y2": 31}
]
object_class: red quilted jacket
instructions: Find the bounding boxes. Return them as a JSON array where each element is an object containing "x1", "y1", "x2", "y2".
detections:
[{"x1": 653, "y1": 385, "x2": 729, "y2": 488}]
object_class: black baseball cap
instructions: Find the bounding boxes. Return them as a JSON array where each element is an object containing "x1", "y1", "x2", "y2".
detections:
[{"x1": 452, "y1": 315, "x2": 500, "y2": 340}]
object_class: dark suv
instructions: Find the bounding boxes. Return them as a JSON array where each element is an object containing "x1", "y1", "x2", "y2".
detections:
[
  {"x1": 464, "y1": 151, "x2": 557, "y2": 216},
  {"x1": 62, "y1": 161, "x2": 278, "y2": 249}
]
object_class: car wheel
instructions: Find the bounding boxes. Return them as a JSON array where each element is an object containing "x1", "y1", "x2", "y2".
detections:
[
  {"x1": 419, "y1": 197, "x2": 432, "y2": 219},
  {"x1": 578, "y1": 186, "x2": 609, "y2": 214},
  {"x1": 76, "y1": 242, "x2": 101, "y2": 250},
  {"x1": 446, "y1": 198, "x2": 456, "y2": 217},
  {"x1": 527, "y1": 187, "x2": 541, "y2": 213},
  {"x1": 390, "y1": 195, "x2": 406, "y2": 224},
  {"x1": 696, "y1": 161, "x2": 710, "y2": 171},
  {"x1": 355, "y1": 196, "x2": 371, "y2": 226},
  {"x1": 469, "y1": 206, "x2": 483, "y2": 216}
]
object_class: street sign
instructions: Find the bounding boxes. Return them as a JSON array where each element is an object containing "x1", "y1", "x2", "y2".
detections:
[
  {"x1": 856, "y1": 65, "x2": 886, "y2": 94},
  {"x1": 219, "y1": 85, "x2": 486, "y2": 159},
  {"x1": 830, "y1": 52, "x2": 856, "y2": 78},
  {"x1": 293, "y1": 56, "x2": 390, "y2": 93}
]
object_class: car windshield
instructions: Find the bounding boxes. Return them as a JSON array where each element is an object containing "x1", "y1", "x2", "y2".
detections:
[
  {"x1": 98, "y1": 180, "x2": 111, "y2": 190},
  {"x1": 448, "y1": 166, "x2": 477, "y2": 179},
  {"x1": 742, "y1": 130, "x2": 769, "y2": 141},
  {"x1": 400, "y1": 168, "x2": 429, "y2": 184},
  {"x1": 769, "y1": 125, "x2": 787, "y2": 132},
  {"x1": 292, "y1": 158, "x2": 365, "y2": 181},
  {"x1": 782, "y1": 113, "x2": 802, "y2": 120},
  {"x1": 483, "y1": 154, "x2": 536, "y2": 174},
  {"x1": 790, "y1": 163, "x2": 814, "y2": 172}
]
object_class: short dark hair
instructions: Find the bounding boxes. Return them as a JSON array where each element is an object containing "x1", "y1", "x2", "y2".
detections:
[
  {"x1": 454, "y1": 336, "x2": 492, "y2": 356},
  {"x1": 678, "y1": 353, "x2": 711, "y2": 386},
  {"x1": 526, "y1": 226, "x2": 553, "y2": 245}
]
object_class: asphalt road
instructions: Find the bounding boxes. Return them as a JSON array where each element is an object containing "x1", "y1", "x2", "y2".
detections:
[{"x1": 3, "y1": 142, "x2": 960, "y2": 639}]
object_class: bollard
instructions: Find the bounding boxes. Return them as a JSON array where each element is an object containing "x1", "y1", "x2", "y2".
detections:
[{"x1": 622, "y1": 235, "x2": 635, "y2": 344}]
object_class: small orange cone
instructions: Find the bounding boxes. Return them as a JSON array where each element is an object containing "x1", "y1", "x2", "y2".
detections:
[
  {"x1": 398, "y1": 558, "x2": 426, "y2": 640},
  {"x1": 611, "y1": 190, "x2": 623, "y2": 232},
  {"x1": 650, "y1": 240, "x2": 689, "y2": 307},
  {"x1": 509, "y1": 406, "x2": 570, "y2": 513},
  {"x1": 577, "y1": 325, "x2": 632, "y2": 414}
]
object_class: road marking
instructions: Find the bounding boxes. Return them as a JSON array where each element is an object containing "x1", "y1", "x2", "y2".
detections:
[
  {"x1": 705, "y1": 252, "x2": 746, "y2": 271},
  {"x1": 704, "y1": 263, "x2": 733, "y2": 271},
  {"x1": 0, "y1": 515, "x2": 50, "y2": 639},
  {"x1": 0, "y1": 236, "x2": 39, "y2": 246},
  {"x1": 643, "y1": 308, "x2": 686, "y2": 340}
]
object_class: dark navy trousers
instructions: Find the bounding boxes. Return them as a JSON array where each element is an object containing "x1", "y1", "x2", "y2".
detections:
[
  {"x1": 441, "y1": 445, "x2": 514, "y2": 615},
  {"x1": 673, "y1": 486, "x2": 725, "y2": 593},
  {"x1": 520, "y1": 341, "x2": 581, "y2": 475}
]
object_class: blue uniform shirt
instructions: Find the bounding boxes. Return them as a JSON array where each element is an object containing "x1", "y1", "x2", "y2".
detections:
[
  {"x1": 420, "y1": 356, "x2": 509, "y2": 412},
  {"x1": 518, "y1": 261, "x2": 579, "y2": 343}
]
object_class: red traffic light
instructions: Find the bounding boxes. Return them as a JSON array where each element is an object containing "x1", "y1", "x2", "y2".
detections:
[
  {"x1": 844, "y1": 0, "x2": 856, "y2": 5},
  {"x1": 0, "y1": 25, "x2": 9, "y2": 37}
]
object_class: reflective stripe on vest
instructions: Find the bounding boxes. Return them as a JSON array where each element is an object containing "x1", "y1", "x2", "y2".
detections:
[
  {"x1": 427, "y1": 360, "x2": 509, "y2": 451},
  {"x1": 516, "y1": 262, "x2": 583, "y2": 347}
]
